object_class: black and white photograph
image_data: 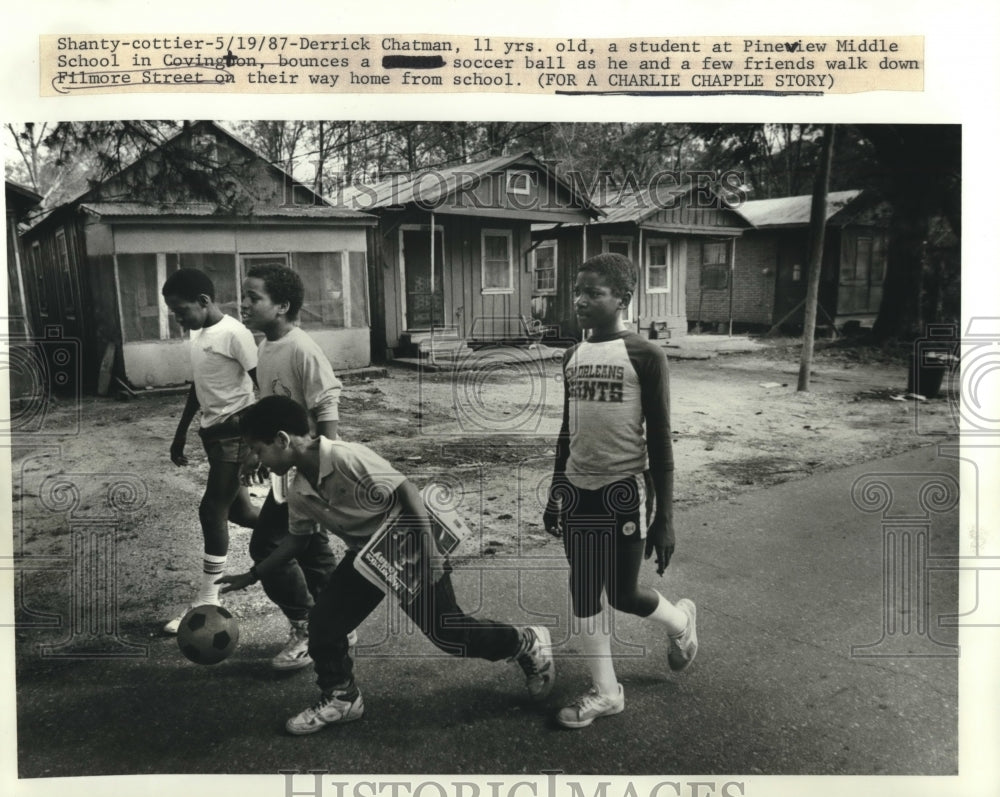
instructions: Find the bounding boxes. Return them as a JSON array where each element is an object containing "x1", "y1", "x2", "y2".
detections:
[{"x1": 1, "y1": 3, "x2": 995, "y2": 797}]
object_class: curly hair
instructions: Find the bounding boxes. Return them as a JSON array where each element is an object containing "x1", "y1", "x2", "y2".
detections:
[
  {"x1": 239, "y1": 395, "x2": 310, "y2": 442},
  {"x1": 161, "y1": 268, "x2": 215, "y2": 301},
  {"x1": 246, "y1": 263, "x2": 304, "y2": 320},
  {"x1": 578, "y1": 253, "x2": 636, "y2": 298}
]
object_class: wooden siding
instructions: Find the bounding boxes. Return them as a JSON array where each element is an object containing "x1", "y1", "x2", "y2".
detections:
[{"x1": 376, "y1": 210, "x2": 537, "y2": 350}]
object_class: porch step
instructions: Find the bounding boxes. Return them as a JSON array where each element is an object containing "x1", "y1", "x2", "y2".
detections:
[{"x1": 417, "y1": 337, "x2": 470, "y2": 358}]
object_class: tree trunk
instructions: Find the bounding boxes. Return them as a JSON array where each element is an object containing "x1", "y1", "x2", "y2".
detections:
[{"x1": 798, "y1": 124, "x2": 836, "y2": 392}]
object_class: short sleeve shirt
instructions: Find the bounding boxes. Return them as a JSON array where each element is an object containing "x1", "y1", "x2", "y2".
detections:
[
  {"x1": 189, "y1": 314, "x2": 257, "y2": 427},
  {"x1": 257, "y1": 327, "x2": 342, "y2": 431},
  {"x1": 287, "y1": 438, "x2": 407, "y2": 550}
]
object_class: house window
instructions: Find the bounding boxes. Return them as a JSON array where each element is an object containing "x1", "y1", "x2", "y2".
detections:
[
  {"x1": 54, "y1": 228, "x2": 77, "y2": 315},
  {"x1": 532, "y1": 242, "x2": 557, "y2": 294},
  {"x1": 645, "y1": 240, "x2": 671, "y2": 293},
  {"x1": 190, "y1": 132, "x2": 220, "y2": 171},
  {"x1": 603, "y1": 237, "x2": 632, "y2": 259},
  {"x1": 792, "y1": 264, "x2": 802, "y2": 282},
  {"x1": 292, "y1": 251, "x2": 370, "y2": 329},
  {"x1": 482, "y1": 230, "x2": 514, "y2": 293},
  {"x1": 700, "y1": 240, "x2": 730, "y2": 290},
  {"x1": 176, "y1": 252, "x2": 239, "y2": 319},
  {"x1": 118, "y1": 252, "x2": 235, "y2": 342},
  {"x1": 30, "y1": 241, "x2": 47, "y2": 315},
  {"x1": 506, "y1": 170, "x2": 534, "y2": 196},
  {"x1": 850, "y1": 236, "x2": 874, "y2": 283},
  {"x1": 118, "y1": 254, "x2": 170, "y2": 342}
]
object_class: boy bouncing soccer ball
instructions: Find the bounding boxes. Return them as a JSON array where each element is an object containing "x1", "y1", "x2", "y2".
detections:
[{"x1": 177, "y1": 604, "x2": 239, "y2": 665}]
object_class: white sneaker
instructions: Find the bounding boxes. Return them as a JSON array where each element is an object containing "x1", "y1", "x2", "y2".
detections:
[
  {"x1": 515, "y1": 625, "x2": 555, "y2": 700},
  {"x1": 271, "y1": 620, "x2": 312, "y2": 671},
  {"x1": 668, "y1": 599, "x2": 698, "y2": 672},
  {"x1": 163, "y1": 600, "x2": 218, "y2": 635},
  {"x1": 556, "y1": 684, "x2": 625, "y2": 729},
  {"x1": 286, "y1": 685, "x2": 364, "y2": 735}
]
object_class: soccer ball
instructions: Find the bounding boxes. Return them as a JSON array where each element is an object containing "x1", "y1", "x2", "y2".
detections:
[{"x1": 177, "y1": 604, "x2": 239, "y2": 665}]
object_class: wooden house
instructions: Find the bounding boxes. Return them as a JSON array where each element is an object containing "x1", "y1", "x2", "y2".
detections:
[
  {"x1": 532, "y1": 185, "x2": 751, "y2": 340},
  {"x1": 717, "y1": 189, "x2": 891, "y2": 332},
  {"x1": 19, "y1": 121, "x2": 376, "y2": 392},
  {"x1": 5, "y1": 180, "x2": 46, "y2": 403},
  {"x1": 338, "y1": 152, "x2": 600, "y2": 358},
  {"x1": 5, "y1": 180, "x2": 41, "y2": 339}
]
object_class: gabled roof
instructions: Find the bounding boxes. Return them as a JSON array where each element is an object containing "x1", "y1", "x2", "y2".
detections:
[
  {"x1": 28, "y1": 121, "x2": 372, "y2": 231},
  {"x1": 737, "y1": 189, "x2": 866, "y2": 228},
  {"x1": 5, "y1": 180, "x2": 43, "y2": 220},
  {"x1": 591, "y1": 184, "x2": 691, "y2": 226},
  {"x1": 338, "y1": 151, "x2": 601, "y2": 217}
]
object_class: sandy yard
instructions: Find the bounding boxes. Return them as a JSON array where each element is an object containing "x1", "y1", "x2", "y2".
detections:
[{"x1": 7, "y1": 337, "x2": 958, "y2": 638}]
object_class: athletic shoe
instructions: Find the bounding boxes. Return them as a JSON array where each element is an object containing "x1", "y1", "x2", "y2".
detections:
[
  {"x1": 285, "y1": 685, "x2": 364, "y2": 735},
  {"x1": 162, "y1": 600, "x2": 218, "y2": 635},
  {"x1": 668, "y1": 599, "x2": 698, "y2": 672},
  {"x1": 515, "y1": 625, "x2": 555, "y2": 700},
  {"x1": 271, "y1": 620, "x2": 312, "y2": 671},
  {"x1": 556, "y1": 684, "x2": 625, "y2": 729}
]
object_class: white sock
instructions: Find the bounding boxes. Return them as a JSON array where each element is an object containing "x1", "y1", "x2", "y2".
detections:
[
  {"x1": 646, "y1": 591, "x2": 687, "y2": 636},
  {"x1": 578, "y1": 612, "x2": 618, "y2": 696},
  {"x1": 196, "y1": 553, "x2": 227, "y2": 605}
]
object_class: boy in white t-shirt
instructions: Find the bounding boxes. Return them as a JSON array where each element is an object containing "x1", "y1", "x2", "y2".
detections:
[{"x1": 161, "y1": 268, "x2": 260, "y2": 633}]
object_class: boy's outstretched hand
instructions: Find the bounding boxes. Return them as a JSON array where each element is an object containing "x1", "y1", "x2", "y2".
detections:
[{"x1": 216, "y1": 571, "x2": 256, "y2": 594}]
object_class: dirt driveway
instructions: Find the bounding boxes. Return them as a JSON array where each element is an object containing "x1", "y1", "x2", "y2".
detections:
[{"x1": 8, "y1": 338, "x2": 957, "y2": 635}]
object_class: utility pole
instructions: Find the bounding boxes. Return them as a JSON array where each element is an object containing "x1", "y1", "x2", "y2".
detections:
[{"x1": 798, "y1": 124, "x2": 836, "y2": 392}]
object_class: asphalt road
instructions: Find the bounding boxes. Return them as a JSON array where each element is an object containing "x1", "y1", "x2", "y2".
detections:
[{"x1": 13, "y1": 444, "x2": 962, "y2": 780}]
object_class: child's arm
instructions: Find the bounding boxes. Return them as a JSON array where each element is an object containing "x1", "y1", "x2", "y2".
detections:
[
  {"x1": 637, "y1": 344, "x2": 675, "y2": 575},
  {"x1": 296, "y1": 345, "x2": 342, "y2": 440},
  {"x1": 216, "y1": 531, "x2": 311, "y2": 593},
  {"x1": 170, "y1": 384, "x2": 200, "y2": 466},
  {"x1": 543, "y1": 348, "x2": 573, "y2": 536}
]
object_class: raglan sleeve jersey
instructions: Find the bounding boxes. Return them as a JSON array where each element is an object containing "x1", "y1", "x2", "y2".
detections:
[{"x1": 558, "y1": 331, "x2": 673, "y2": 492}]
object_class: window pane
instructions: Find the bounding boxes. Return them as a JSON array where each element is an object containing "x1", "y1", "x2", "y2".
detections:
[
  {"x1": 29, "y1": 244, "x2": 47, "y2": 314},
  {"x1": 349, "y1": 251, "x2": 369, "y2": 328},
  {"x1": 484, "y1": 234, "x2": 509, "y2": 261},
  {"x1": 853, "y1": 237, "x2": 873, "y2": 282},
  {"x1": 648, "y1": 244, "x2": 668, "y2": 266},
  {"x1": 702, "y1": 264, "x2": 728, "y2": 290},
  {"x1": 178, "y1": 253, "x2": 238, "y2": 319},
  {"x1": 483, "y1": 234, "x2": 511, "y2": 290},
  {"x1": 534, "y1": 245, "x2": 556, "y2": 292},
  {"x1": 606, "y1": 240, "x2": 630, "y2": 257},
  {"x1": 117, "y1": 253, "x2": 160, "y2": 342},
  {"x1": 648, "y1": 266, "x2": 669, "y2": 290},
  {"x1": 702, "y1": 241, "x2": 727, "y2": 265},
  {"x1": 55, "y1": 230, "x2": 77, "y2": 315},
  {"x1": 294, "y1": 252, "x2": 344, "y2": 328}
]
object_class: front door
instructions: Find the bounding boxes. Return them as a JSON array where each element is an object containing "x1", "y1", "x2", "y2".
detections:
[{"x1": 402, "y1": 228, "x2": 444, "y2": 330}]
